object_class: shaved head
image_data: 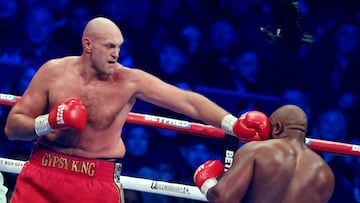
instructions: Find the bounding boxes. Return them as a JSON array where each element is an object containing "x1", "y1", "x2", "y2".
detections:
[
  {"x1": 270, "y1": 104, "x2": 308, "y2": 138},
  {"x1": 83, "y1": 17, "x2": 122, "y2": 40},
  {"x1": 81, "y1": 17, "x2": 124, "y2": 58},
  {"x1": 80, "y1": 17, "x2": 124, "y2": 76}
]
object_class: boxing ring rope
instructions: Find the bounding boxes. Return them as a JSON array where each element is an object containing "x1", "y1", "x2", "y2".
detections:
[
  {"x1": 1, "y1": 93, "x2": 360, "y2": 157},
  {"x1": 1, "y1": 93, "x2": 360, "y2": 201},
  {"x1": 0, "y1": 157, "x2": 207, "y2": 201}
]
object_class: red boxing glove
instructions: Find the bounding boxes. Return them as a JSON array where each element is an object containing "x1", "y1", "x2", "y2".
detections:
[
  {"x1": 193, "y1": 160, "x2": 224, "y2": 195},
  {"x1": 35, "y1": 98, "x2": 88, "y2": 136},
  {"x1": 221, "y1": 111, "x2": 270, "y2": 141}
]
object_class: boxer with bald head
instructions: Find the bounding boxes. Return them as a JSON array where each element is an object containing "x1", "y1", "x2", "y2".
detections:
[
  {"x1": 5, "y1": 17, "x2": 271, "y2": 202},
  {"x1": 194, "y1": 104, "x2": 335, "y2": 203}
]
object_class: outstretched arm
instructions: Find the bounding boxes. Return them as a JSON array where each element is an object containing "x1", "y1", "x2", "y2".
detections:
[
  {"x1": 133, "y1": 68, "x2": 230, "y2": 128},
  {"x1": 133, "y1": 69, "x2": 270, "y2": 140}
]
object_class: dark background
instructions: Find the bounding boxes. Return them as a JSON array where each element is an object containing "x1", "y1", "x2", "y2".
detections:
[{"x1": 1, "y1": 0, "x2": 360, "y2": 202}]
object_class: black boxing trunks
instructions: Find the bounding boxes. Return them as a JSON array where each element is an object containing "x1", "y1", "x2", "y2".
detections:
[{"x1": 10, "y1": 144, "x2": 124, "y2": 203}]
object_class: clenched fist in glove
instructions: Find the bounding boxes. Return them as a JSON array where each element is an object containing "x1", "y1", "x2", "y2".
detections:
[
  {"x1": 194, "y1": 160, "x2": 224, "y2": 195},
  {"x1": 221, "y1": 111, "x2": 270, "y2": 141},
  {"x1": 35, "y1": 98, "x2": 87, "y2": 136}
]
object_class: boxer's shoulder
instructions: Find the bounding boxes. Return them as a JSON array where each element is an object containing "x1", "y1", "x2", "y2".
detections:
[{"x1": 37, "y1": 56, "x2": 78, "y2": 75}]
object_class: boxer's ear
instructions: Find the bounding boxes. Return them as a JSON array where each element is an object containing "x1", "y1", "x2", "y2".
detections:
[
  {"x1": 271, "y1": 121, "x2": 283, "y2": 138},
  {"x1": 83, "y1": 37, "x2": 92, "y2": 53}
]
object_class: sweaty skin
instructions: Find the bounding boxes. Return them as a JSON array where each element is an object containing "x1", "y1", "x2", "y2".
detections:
[
  {"x1": 207, "y1": 105, "x2": 335, "y2": 203},
  {"x1": 4, "y1": 17, "x2": 230, "y2": 159}
]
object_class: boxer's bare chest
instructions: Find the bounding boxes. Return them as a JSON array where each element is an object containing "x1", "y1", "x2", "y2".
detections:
[{"x1": 49, "y1": 72, "x2": 136, "y2": 129}]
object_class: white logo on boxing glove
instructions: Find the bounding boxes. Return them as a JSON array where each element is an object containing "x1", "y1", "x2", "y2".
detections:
[{"x1": 56, "y1": 104, "x2": 65, "y2": 125}]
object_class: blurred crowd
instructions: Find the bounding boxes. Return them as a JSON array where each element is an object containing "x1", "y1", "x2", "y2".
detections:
[{"x1": 1, "y1": 0, "x2": 360, "y2": 202}]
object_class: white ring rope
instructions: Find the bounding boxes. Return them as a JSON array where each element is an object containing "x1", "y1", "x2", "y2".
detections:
[{"x1": 0, "y1": 157, "x2": 207, "y2": 201}]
